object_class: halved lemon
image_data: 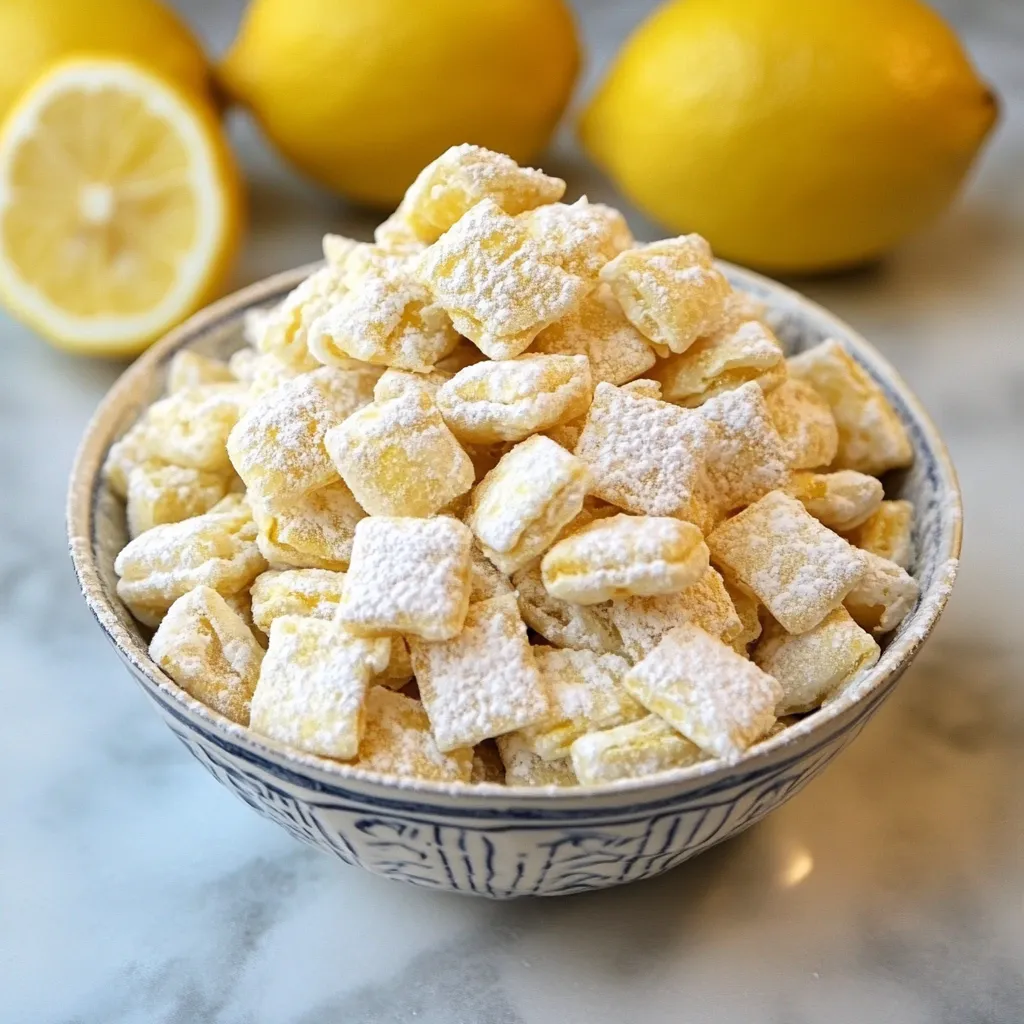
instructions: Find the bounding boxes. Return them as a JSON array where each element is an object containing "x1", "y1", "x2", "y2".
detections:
[{"x1": 0, "y1": 57, "x2": 243, "y2": 357}]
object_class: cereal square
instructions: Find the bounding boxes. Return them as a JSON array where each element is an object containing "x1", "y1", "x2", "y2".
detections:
[
  {"x1": 753, "y1": 607, "x2": 880, "y2": 714},
  {"x1": 541, "y1": 514, "x2": 709, "y2": 604},
  {"x1": 250, "y1": 568, "x2": 347, "y2": 634},
  {"x1": 249, "y1": 616, "x2": 389, "y2": 759},
  {"x1": 150, "y1": 586, "x2": 264, "y2": 725},
  {"x1": 608, "y1": 566, "x2": 743, "y2": 661},
  {"x1": 252, "y1": 480, "x2": 365, "y2": 571},
  {"x1": 708, "y1": 490, "x2": 867, "y2": 634},
  {"x1": 699, "y1": 381, "x2": 790, "y2": 518},
  {"x1": 784, "y1": 470, "x2": 884, "y2": 533},
  {"x1": 787, "y1": 339, "x2": 913, "y2": 475},
  {"x1": 337, "y1": 516, "x2": 472, "y2": 640},
  {"x1": 652, "y1": 320, "x2": 786, "y2": 407},
  {"x1": 147, "y1": 384, "x2": 247, "y2": 473},
  {"x1": 409, "y1": 595, "x2": 549, "y2": 751},
  {"x1": 126, "y1": 462, "x2": 231, "y2": 538},
  {"x1": 511, "y1": 563, "x2": 623, "y2": 654},
  {"x1": 531, "y1": 283, "x2": 656, "y2": 385},
  {"x1": 574, "y1": 381, "x2": 712, "y2": 524},
  {"x1": 308, "y1": 252, "x2": 460, "y2": 372},
  {"x1": 436, "y1": 353, "x2": 593, "y2": 444},
  {"x1": 166, "y1": 350, "x2": 235, "y2": 392},
  {"x1": 467, "y1": 434, "x2": 590, "y2": 575},
  {"x1": 522, "y1": 198, "x2": 633, "y2": 281},
  {"x1": 843, "y1": 551, "x2": 919, "y2": 634},
  {"x1": 356, "y1": 687, "x2": 473, "y2": 782},
  {"x1": 570, "y1": 715, "x2": 705, "y2": 784},
  {"x1": 844, "y1": 499, "x2": 914, "y2": 569},
  {"x1": 325, "y1": 389, "x2": 474, "y2": 517},
  {"x1": 227, "y1": 367, "x2": 352, "y2": 502},
  {"x1": 622, "y1": 623, "x2": 781, "y2": 759},
  {"x1": 416, "y1": 198, "x2": 590, "y2": 360},
  {"x1": 765, "y1": 378, "x2": 839, "y2": 470},
  {"x1": 515, "y1": 647, "x2": 644, "y2": 760},
  {"x1": 115, "y1": 505, "x2": 267, "y2": 627},
  {"x1": 599, "y1": 235, "x2": 730, "y2": 354},
  {"x1": 496, "y1": 733, "x2": 578, "y2": 787},
  {"x1": 394, "y1": 144, "x2": 566, "y2": 243}
]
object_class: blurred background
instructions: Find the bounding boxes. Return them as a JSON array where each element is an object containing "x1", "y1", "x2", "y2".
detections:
[{"x1": 3, "y1": 1, "x2": 1023, "y2": 1022}]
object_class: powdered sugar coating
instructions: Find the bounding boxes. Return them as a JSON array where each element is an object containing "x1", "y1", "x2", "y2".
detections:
[
  {"x1": 496, "y1": 733, "x2": 578, "y2": 787},
  {"x1": 531, "y1": 283, "x2": 656, "y2": 386},
  {"x1": 467, "y1": 435, "x2": 591, "y2": 575},
  {"x1": 724, "y1": 581, "x2": 762, "y2": 654},
  {"x1": 126, "y1": 462, "x2": 231, "y2": 538},
  {"x1": 514, "y1": 647, "x2": 644, "y2": 760},
  {"x1": 150, "y1": 586, "x2": 264, "y2": 725},
  {"x1": 114, "y1": 507, "x2": 267, "y2": 627},
  {"x1": 652, "y1": 320, "x2": 786, "y2": 407},
  {"x1": 785, "y1": 470, "x2": 884, "y2": 533},
  {"x1": 436, "y1": 353, "x2": 593, "y2": 444},
  {"x1": 468, "y1": 545, "x2": 514, "y2": 603},
  {"x1": 147, "y1": 384, "x2": 247, "y2": 473},
  {"x1": 622, "y1": 623, "x2": 781, "y2": 760},
  {"x1": 415, "y1": 198, "x2": 590, "y2": 360},
  {"x1": 252, "y1": 480, "x2": 365, "y2": 571},
  {"x1": 708, "y1": 490, "x2": 867, "y2": 635},
  {"x1": 167, "y1": 350, "x2": 235, "y2": 392},
  {"x1": 409, "y1": 595, "x2": 549, "y2": 751},
  {"x1": 608, "y1": 566, "x2": 743, "y2": 662},
  {"x1": 599, "y1": 235, "x2": 730, "y2": 354},
  {"x1": 511, "y1": 563, "x2": 623, "y2": 654},
  {"x1": 250, "y1": 568, "x2": 347, "y2": 633},
  {"x1": 324, "y1": 389, "x2": 473, "y2": 518},
  {"x1": 337, "y1": 516, "x2": 472, "y2": 641},
  {"x1": 523, "y1": 198, "x2": 634, "y2": 281},
  {"x1": 103, "y1": 416, "x2": 164, "y2": 499},
  {"x1": 249, "y1": 616, "x2": 388, "y2": 759},
  {"x1": 227, "y1": 368, "x2": 354, "y2": 503},
  {"x1": 788, "y1": 339, "x2": 913, "y2": 475},
  {"x1": 393, "y1": 144, "x2": 566, "y2": 244},
  {"x1": 700, "y1": 381, "x2": 790, "y2": 519},
  {"x1": 373, "y1": 367, "x2": 453, "y2": 403},
  {"x1": 356, "y1": 687, "x2": 473, "y2": 782},
  {"x1": 260, "y1": 265, "x2": 347, "y2": 372},
  {"x1": 574, "y1": 381, "x2": 712, "y2": 524},
  {"x1": 541, "y1": 514, "x2": 709, "y2": 604},
  {"x1": 754, "y1": 608, "x2": 879, "y2": 714},
  {"x1": 844, "y1": 499, "x2": 914, "y2": 569},
  {"x1": 765, "y1": 378, "x2": 839, "y2": 470},
  {"x1": 843, "y1": 551, "x2": 920, "y2": 634},
  {"x1": 570, "y1": 715, "x2": 705, "y2": 784},
  {"x1": 308, "y1": 252, "x2": 460, "y2": 372}
]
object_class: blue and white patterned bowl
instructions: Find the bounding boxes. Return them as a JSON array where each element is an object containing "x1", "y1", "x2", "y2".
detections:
[{"x1": 67, "y1": 263, "x2": 961, "y2": 898}]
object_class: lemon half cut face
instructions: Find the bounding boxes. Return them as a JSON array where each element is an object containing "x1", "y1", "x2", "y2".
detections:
[{"x1": 0, "y1": 58, "x2": 242, "y2": 356}]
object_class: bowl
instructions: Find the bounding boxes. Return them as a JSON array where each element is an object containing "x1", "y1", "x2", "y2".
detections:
[{"x1": 68, "y1": 262, "x2": 961, "y2": 898}]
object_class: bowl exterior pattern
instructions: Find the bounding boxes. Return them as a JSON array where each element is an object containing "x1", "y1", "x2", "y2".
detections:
[
  {"x1": 133, "y1": 650, "x2": 892, "y2": 898},
  {"x1": 71, "y1": 263, "x2": 960, "y2": 898}
]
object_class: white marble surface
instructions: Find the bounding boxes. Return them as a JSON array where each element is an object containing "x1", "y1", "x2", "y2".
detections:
[{"x1": 2, "y1": 2, "x2": 1023, "y2": 1021}]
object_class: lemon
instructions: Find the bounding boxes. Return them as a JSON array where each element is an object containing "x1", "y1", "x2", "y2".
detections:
[
  {"x1": 0, "y1": 0, "x2": 211, "y2": 118},
  {"x1": 0, "y1": 58, "x2": 244, "y2": 357},
  {"x1": 581, "y1": 0, "x2": 998, "y2": 274},
  {"x1": 218, "y1": 0, "x2": 580, "y2": 207}
]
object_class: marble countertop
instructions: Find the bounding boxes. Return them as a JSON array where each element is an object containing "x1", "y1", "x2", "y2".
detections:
[{"x1": 3, "y1": 1, "x2": 1023, "y2": 1021}]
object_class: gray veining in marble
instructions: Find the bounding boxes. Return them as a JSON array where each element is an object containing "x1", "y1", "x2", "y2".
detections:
[{"x1": 1, "y1": 1, "x2": 1023, "y2": 1021}]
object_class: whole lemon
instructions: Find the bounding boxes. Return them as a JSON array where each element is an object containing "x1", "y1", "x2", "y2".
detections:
[
  {"x1": 0, "y1": 0, "x2": 210, "y2": 116},
  {"x1": 581, "y1": 0, "x2": 998, "y2": 273},
  {"x1": 218, "y1": 0, "x2": 580, "y2": 207}
]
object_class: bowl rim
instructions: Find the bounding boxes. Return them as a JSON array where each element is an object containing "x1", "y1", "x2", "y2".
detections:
[{"x1": 67, "y1": 261, "x2": 962, "y2": 802}]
